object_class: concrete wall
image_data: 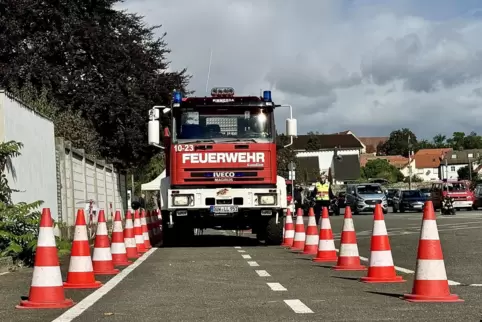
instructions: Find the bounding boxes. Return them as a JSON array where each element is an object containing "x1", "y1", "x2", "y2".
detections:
[
  {"x1": 0, "y1": 90, "x2": 58, "y2": 218},
  {"x1": 56, "y1": 138, "x2": 128, "y2": 237}
]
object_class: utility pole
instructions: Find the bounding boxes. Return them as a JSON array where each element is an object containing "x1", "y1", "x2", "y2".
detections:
[{"x1": 408, "y1": 135, "x2": 412, "y2": 190}]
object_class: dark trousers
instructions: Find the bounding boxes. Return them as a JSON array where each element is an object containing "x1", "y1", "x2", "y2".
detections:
[{"x1": 314, "y1": 200, "x2": 331, "y2": 225}]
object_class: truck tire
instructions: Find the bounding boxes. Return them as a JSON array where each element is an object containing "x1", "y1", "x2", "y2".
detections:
[{"x1": 265, "y1": 216, "x2": 283, "y2": 245}]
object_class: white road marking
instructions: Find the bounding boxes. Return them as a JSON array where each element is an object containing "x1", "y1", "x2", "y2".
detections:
[
  {"x1": 237, "y1": 250, "x2": 246, "y2": 253},
  {"x1": 234, "y1": 246, "x2": 241, "y2": 249},
  {"x1": 0, "y1": 272, "x2": 10, "y2": 276},
  {"x1": 284, "y1": 299, "x2": 314, "y2": 314},
  {"x1": 52, "y1": 248, "x2": 157, "y2": 322},
  {"x1": 241, "y1": 254, "x2": 251, "y2": 259},
  {"x1": 247, "y1": 261, "x2": 259, "y2": 267},
  {"x1": 255, "y1": 270, "x2": 271, "y2": 277},
  {"x1": 267, "y1": 282, "x2": 287, "y2": 291},
  {"x1": 337, "y1": 251, "x2": 462, "y2": 285},
  {"x1": 468, "y1": 284, "x2": 482, "y2": 286}
]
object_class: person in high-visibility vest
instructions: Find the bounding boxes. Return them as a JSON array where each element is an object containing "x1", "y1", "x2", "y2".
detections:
[{"x1": 311, "y1": 174, "x2": 335, "y2": 225}]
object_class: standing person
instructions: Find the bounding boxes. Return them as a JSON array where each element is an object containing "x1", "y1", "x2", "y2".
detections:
[{"x1": 311, "y1": 174, "x2": 335, "y2": 225}]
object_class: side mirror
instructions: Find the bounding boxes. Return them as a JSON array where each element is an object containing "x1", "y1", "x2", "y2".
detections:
[
  {"x1": 148, "y1": 119, "x2": 160, "y2": 145},
  {"x1": 286, "y1": 118, "x2": 297, "y2": 137}
]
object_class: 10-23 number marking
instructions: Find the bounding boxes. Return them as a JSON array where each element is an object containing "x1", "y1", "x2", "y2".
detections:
[{"x1": 174, "y1": 144, "x2": 194, "y2": 152}]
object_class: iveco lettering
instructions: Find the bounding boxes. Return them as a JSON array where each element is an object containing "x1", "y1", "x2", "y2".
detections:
[{"x1": 147, "y1": 87, "x2": 298, "y2": 245}]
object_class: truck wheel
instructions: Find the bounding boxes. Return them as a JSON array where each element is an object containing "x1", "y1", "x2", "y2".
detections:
[{"x1": 265, "y1": 216, "x2": 283, "y2": 245}]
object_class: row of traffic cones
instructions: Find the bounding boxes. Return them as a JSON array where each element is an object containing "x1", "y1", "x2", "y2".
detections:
[
  {"x1": 17, "y1": 207, "x2": 163, "y2": 309},
  {"x1": 281, "y1": 201, "x2": 463, "y2": 303}
]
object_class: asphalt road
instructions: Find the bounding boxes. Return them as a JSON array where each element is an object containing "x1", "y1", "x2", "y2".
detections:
[{"x1": 1, "y1": 208, "x2": 482, "y2": 321}]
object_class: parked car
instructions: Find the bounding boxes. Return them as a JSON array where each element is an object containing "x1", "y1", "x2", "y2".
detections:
[
  {"x1": 472, "y1": 184, "x2": 482, "y2": 210},
  {"x1": 430, "y1": 180, "x2": 475, "y2": 211},
  {"x1": 337, "y1": 191, "x2": 346, "y2": 208},
  {"x1": 385, "y1": 189, "x2": 399, "y2": 206},
  {"x1": 392, "y1": 189, "x2": 427, "y2": 213},
  {"x1": 345, "y1": 183, "x2": 388, "y2": 215},
  {"x1": 419, "y1": 188, "x2": 431, "y2": 199}
]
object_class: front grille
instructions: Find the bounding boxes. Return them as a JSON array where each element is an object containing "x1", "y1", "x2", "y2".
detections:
[
  {"x1": 185, "y1": 167, "x2": 264, "y2": 182},
  {"x1": 365, "y1": 199, "x2": 382, "y2": 205}
]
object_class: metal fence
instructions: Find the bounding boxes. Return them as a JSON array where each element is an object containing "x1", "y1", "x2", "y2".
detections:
[{"x1": 55, "y1": 137, "x2": 128, "y2": 238}]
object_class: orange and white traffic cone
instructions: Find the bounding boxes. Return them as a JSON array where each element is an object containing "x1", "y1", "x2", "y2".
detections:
[
  {"x1": 124, "y1": 210, "x2": 140, "y2": 259},
  {"x1": 332, "y1": 206, "x2": 366, "y2": 271},
  {"x1": 404, "y1": 201, "x2": 463, "y2": 302},
  {"x1": 313, "y1": 207, "x2": 337, "y2": 262},
  {"x1": 64, "y1": 209, "x2": 102, "y2": 289},
  {"x1": 361, "y1": 204, "x2": 404, "y2": 283},
  {"x1": 111, "y1": 210, "x2": 132, "y2": 266},
  {"x1": 92, "y1": 210, "x2": 120, "y2": 275},
  {"x1": 16, "y1": 208, "x2": 74, "y2": 309},
  {"x1": 134, "y1": 210, "x2": 147, "y2": 253},
  {"x1": 281, "y1": 208, "x2": 295, "y2": 247},
  {"x1": 302, "y1": 208, "x2": 319, "y2": 255},
  {"x1": 290, "y1": 208, "x2": 305, "y2": 251},
  {"x1": 141, "y1": 209, "x2": 152, "y2": 249}
]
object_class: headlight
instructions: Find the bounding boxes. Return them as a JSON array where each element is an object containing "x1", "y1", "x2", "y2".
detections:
[
  {"x1": 173, "y1": 195, "x2": 189, "y2": 206},
  {"x1": 259, "y1": 195, "x2": 276, "y2": 205}
]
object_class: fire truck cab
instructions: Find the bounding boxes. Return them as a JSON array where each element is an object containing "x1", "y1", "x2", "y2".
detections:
[{"x1": 148, "y1": 87, "x2": 297, "y2": 245}]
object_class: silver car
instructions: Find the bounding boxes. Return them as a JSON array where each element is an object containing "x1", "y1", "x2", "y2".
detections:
[{"x1": 346, "y1": 183, "x2": 388, "y2": 215}]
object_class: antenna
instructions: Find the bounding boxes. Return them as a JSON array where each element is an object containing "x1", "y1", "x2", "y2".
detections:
[{"x1": 205, "y1": 48, "x2": 213, "y2": 95}]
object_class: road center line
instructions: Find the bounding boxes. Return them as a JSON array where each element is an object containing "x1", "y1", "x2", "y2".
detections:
[
  {"x1": 241, "y1": 254, "x2": 251, "y2": 259},
  {"x1": 247, "y1": 261, "x2": 259, "y2": 267},
  {"x1": 284, "y1": 299, "x2": 314, "y2": 314},
  {"x1": 255, "y1": 270, "x2": 271, "y2": 277},
  {"x1": 234, "y1": 246, "x2": 241, "y2": 249},
  {"x1": 267, "y1": 282, "x2": 287, "y2": 291},
  {"x1": 237, "y1": 250, "x2": 246, "y2": 253},
  {"x1": 52, "y1": 247, "x2": 157, "y2": 322}
]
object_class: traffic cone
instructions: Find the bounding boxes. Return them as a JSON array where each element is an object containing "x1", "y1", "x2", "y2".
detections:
[
  {"x1": 111, "y1": 210, "x2": 132, "y2": 266},
  {"x1": 281, "y1": 208, "x2": 295, "y2": 247},
  {"x1": 92, "y1": 210, "x2": 120, "y2": 275},
  {"x1": 64, "y1": 209, "x2": 102, "y2": 289},
  {"x1": 124, "y1": 210, "x2": 140, "y2": 259},
  {"x1": 134, "y1": 210, "x2": 147, "y2": 253},
  {"x1": 361, "y1": 204, "x2": 405, "y2": 283},
  {"x1": 332, "y1": 206, "x2": 366, "y2": 271},
  {"x1": 313, "y1": 207, "x2": 338, "y2": 262},
  {"x1": 290, "y1": 208, "x2": 305, "y2": 251},
  {"x1": 404, "y1": 201, "x2": 463, "y2": 302},
  {"x1": 16, "y1": 208, "x2": 74, "y2": 309},
  {"x1": 141, "y1": 209, "x2": 152, "y2": 249},
  {"x1": 302, "y1": 208, "x2": 319, "y2": 255}
]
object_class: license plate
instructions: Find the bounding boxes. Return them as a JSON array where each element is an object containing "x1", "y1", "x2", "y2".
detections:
[{"x1": 210, "y1": 206, "x2": 238, "y2": 213}]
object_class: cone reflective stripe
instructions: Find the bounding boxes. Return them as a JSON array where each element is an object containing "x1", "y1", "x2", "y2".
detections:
[
  {"x1": 141, "y1": 210, "x2": 152, "y2": 249},
  {"x1": 404, "y1": 201, "x2": 463, "y2": 302},
  {"x1": 332, "y1": 206, "x2": 366, "y2": 271},
  {"x1": 313, "y1": 207, "x2": 338, "y2": 262},
  {"x1": 290, "y1": 208, "x2": 305, "y2": 251},
  {"x1": 134, "y1": 210, "x2": 147, "y2": 253},
  {"x1": 281, "y1": 208, "x2": 295, "y2": 247},
  {"x1": 111, "y1": 210, "x2": 132, "y2": 266},
  {"x1": 302, "y1": 208, "x2": 319, "y2": 254},
  {"x1": 64, "y1": 209, "x2": 102, "y2": 289},
  {"x1": 92, "y1": 210, "x2": 120, "y2": 275},
  {"x1": 17, "y1": 208, "x2": 74, "y2": 309},
  {"x1": 361, "y1": 204, "x2": 404, "y2": 283},
  {"x1": 124, "y1": 211, "x2": 140, "y2": 259}
]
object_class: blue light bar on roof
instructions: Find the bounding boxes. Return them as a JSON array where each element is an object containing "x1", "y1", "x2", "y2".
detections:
[
  {"x1": 173, "y1": 91, "x2": 182, "y2": 103},
  {"x1": 263, "y1": 90, "x2": 272, "y2": 102}
]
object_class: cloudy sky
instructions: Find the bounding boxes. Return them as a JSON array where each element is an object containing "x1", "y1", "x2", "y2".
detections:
[{"x1": 117, "y1": 0, "x2": 482, "y2": 139}]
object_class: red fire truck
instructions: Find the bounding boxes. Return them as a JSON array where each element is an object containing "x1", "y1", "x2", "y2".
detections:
[{"x1": 148, "y1": 87, "x2": 297, "y2": 245}]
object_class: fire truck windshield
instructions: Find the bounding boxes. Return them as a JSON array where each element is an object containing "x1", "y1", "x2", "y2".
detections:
[{"x1": 173, "y1": 107, "x2": 274, "y2": 143}]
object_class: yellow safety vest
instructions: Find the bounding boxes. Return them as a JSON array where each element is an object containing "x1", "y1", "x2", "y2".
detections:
[{"x1": 315, "y1": 182, "x2": 330, "y2": 201}]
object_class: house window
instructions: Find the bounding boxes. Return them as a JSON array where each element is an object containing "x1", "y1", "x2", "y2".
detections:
[
  {"x1": 451, "y1": 154, "x2": 456, "y2": 159},
  {"x1": 450, "y1": 166, "x2": 455, "y2": 171},
  {"x1": 468, "y1": 153, "x2": 473, "y2": 158}
]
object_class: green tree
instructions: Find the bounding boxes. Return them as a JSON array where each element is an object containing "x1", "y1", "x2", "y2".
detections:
[
  {"x1": 379, "y1": 128, "x2": 417, "y2": 157},
  {"x1": 0, "y1": 0, "x2": 190, "y2": 168},
  {"x1": 361, "y1": 159, "x2": 404, "y2": 183},
  {"x1": 305, "y1": 131, "x2": 323, "y2": 151},
  {"x1": 276, "y1": 134, "x2": 297, "y2": 178},
  {"x1": 457, "y1": 165, "x2": 479, "y2": 181}
]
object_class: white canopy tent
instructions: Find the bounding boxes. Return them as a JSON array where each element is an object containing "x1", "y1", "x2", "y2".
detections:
[{"x1": 141, "y1": 170, "x2": 166, "y2": 191}]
